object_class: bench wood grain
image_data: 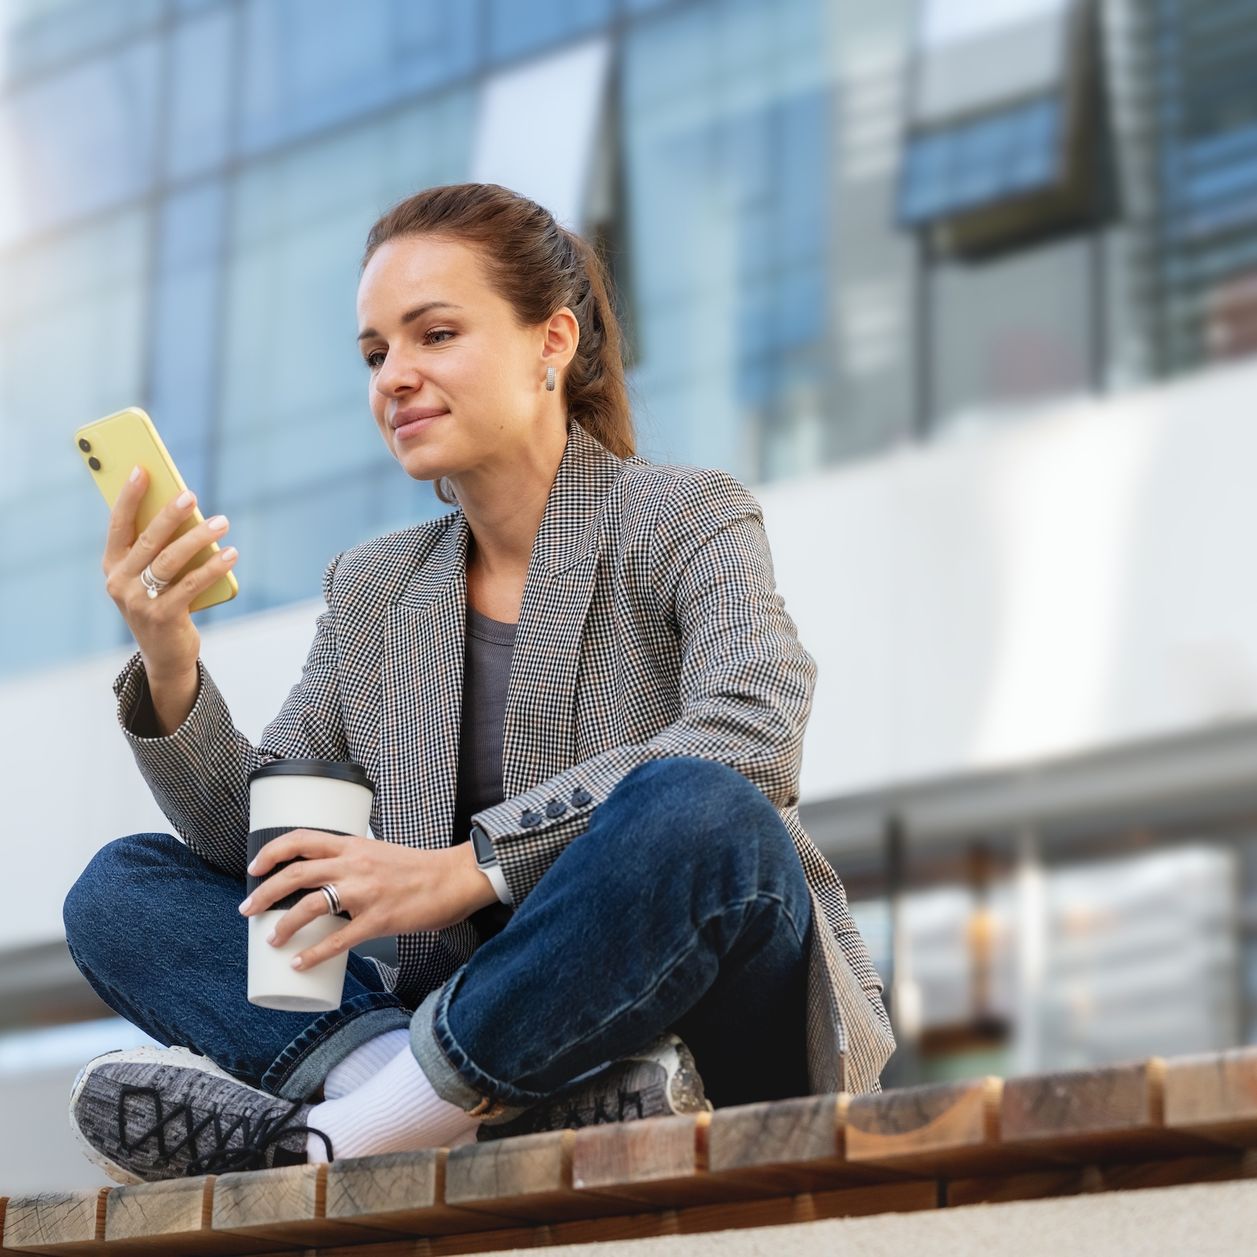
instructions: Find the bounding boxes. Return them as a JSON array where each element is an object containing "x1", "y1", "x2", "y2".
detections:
[
  {"x1": 571, "y1": 1112, "x2": 745, "y2": 1207},
  {"x1": 323, "y1": 1149, "x2": 506, "y2": 1237},
  {"x1": 443, "y1": 1130, "x2": 634, "y2": 1223},
  {"x1": 1000, "y1": 1058, "x2": 1236, "y2": 1162},
  {"x1": 1164, "y1": 1047, "x2": 1257, "y2": 1147},
  {"x1": 0, "y1": 1189, "x2": 106, "y2": 1254},
  {"x1": 844, "y1": 1076, "x2": 1065, "y2": 1176},
  {"x1": 706, "y1": 1093, "x2": 920, "y2": 1192},
  {"x1": 208, "y1": 1163, "x2": 406, "y2": 1246},
  {"x1": 102, "y1": 1175, "x2": 289, "y2": 1253}
]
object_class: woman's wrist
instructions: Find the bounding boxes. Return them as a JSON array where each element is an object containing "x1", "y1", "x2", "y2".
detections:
[{"x1": 457, "y1": 840, "x2": 502, "y2": 913}]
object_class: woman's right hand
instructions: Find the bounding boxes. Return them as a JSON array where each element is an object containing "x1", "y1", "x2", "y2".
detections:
[{"x1": 102, "y1": 464, "x2": 239, "y2": 682}]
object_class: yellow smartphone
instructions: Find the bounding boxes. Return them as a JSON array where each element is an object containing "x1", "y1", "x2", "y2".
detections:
[{"x1": 73, "y1": 405, "x2": 239, "y2": 612}]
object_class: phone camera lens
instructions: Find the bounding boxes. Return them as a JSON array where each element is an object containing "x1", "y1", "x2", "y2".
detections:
[
  {"x1": 78, "y1": 438, "x2": 91, "y2": 451},
  {"x1": 88, "y1": 456, "x2": 101, "y2": 470}
]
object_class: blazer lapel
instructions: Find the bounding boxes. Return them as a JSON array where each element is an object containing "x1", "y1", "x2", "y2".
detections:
[
  {"x1": 502, "y1": 422, "x2": 620, "y2": 797},
  {"x1": 380, "y1": 513, "x2": 470, "y2": 851},
  {"x1": 378, "y1": 421, "x2": 623, "y2": 846}
]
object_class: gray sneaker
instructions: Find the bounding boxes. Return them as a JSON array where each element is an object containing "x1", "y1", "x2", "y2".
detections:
[
  {"x1": 477, "y1": 1032, "x2": 711, "y2": 1141},
  {"x1": 69, "y1": 1044, "x2": 333, "y2": 1183}
]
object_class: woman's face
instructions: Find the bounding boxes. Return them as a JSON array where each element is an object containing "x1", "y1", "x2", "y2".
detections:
[{"x1": 356, "y1": 233, "x2": 569, "y2": 486}]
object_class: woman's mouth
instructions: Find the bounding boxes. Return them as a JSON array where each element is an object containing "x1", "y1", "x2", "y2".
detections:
[{"x1": 394, "y1": 412, "x2": 448, "y2": 440}]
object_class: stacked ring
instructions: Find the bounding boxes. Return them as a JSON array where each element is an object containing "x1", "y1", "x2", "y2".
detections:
[{"x1": 139, "y1": 563, "x2": 171, "y2": 600}]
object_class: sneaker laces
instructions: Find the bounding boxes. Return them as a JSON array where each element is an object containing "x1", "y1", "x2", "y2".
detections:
[{"x1": 117, "y1": 1083, "x2": 334, "y2": 1177}]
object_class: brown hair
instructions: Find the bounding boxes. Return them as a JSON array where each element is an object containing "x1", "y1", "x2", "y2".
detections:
[{"x1": 360, "y1": 182, "x2": 635, "y2": 505}]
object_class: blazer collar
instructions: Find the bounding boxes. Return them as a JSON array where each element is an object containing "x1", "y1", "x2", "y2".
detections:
[{"x1": 391, "y1": 417, "x2": 623, "y2": 613}]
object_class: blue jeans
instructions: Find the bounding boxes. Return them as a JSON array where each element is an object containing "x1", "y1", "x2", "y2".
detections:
[{"x1": 63, "y1": 756, "x2": 812, "y2": 1116}]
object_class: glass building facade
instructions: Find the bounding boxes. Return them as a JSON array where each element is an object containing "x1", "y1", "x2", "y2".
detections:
[{"x1": 7, "y1": 0, "x2": 1257, "y2": 680}]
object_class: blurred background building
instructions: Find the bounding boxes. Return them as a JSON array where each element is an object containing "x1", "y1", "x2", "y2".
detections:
[{"x1": 3, "y1": 0, "x2": 1257, "y2": 1192}]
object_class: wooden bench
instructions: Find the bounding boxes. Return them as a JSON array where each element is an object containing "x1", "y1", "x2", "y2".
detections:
[{"x1": 6, "y1": 1045, "x2": 1257, "y2": 1254}]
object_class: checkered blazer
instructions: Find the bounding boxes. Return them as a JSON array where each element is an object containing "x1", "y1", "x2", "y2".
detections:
[{"x1": 112, "y1": 419, "x2": 896, "y2": 1096}]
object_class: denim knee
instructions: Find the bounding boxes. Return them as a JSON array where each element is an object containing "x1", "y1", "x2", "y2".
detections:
[
  {"x1": 610, "y1": 756, "x2": 803, "y2": 892},
  {"x1": 63, "y1": 832, "x2": 181, "y2": 954}
]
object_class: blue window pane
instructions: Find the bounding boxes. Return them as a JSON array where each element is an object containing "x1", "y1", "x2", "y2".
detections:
[
  {"x1": 147, "y1": 182, "x2": 229, "y2": 500},
  {"x1": 487, "y1": 0, "x2": 612, "y2": 63},
  {"x1": 165, "y1": 4, "x2": 233, "y2": 180},
  {"x1": 238, "y1": 0, "x2": 479, "y2": 159},
  {"x1": 0, "y1": 0, "x2": 162, "y2": 86},
  {"x1": 952, "y1": 115, "x2": 1012, "y2": 209},
  {"x1": 899, "y1": 130, "x2": 954, "y2": 223},
  {"x1": 899, "y1": 94, "x2": 1063, "y2": 224},
  {"x1": 0, "y1": 38, "x2": 161, "y2": 250}
]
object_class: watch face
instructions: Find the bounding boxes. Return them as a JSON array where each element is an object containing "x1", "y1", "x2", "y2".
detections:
[{"x1": 470, "y1": 824, "x2": 495, "y2": 866}]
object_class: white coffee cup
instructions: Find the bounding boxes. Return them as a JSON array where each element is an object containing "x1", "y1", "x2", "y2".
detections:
[{"x1": 246, "y1": 759, "x2": 375, "y2": 1011}]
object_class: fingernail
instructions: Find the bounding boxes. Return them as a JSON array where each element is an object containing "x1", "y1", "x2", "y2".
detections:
[
  {"x1": 266, "y1": 929, "x2": 278, "y2": 945},
  {"x1": 246, "y1": 858, "x2": 259, "y2": 874},
  {"x1": 238, "y1": 896, "x2": 252, "y2": 914},
  {"x1": 129, "y1": 464, "x2": 141, "y2": 483},
  {"x1": 207, "y1": 514, "x2": 228, "y2": 531},
  {"x1": 176, "y1": 489, "x2": 194, "y2": 507},
  {"x1": 291, "y1": 957, "x2": 305, "y2": 970}
]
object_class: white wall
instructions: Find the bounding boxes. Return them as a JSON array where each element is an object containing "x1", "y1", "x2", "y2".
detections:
[
  {"x1": 6, "y1": 356, "x2": 1257, "y2": 954},
  {"x1": 760, "y1": 357, "x2": 1257, "y2": 803}
]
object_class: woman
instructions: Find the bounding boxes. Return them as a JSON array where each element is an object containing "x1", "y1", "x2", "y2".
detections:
[{"x1": 63, "y1": 183, "x2": 895, "y2": 1185}]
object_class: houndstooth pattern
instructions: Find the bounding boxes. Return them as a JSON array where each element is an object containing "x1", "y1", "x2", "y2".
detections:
[{"x1": 110, "y1": 420, "x2": 896, "y2": 1096}]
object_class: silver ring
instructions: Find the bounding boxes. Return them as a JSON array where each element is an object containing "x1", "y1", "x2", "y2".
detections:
[
  {"x1": 140, "y1": 563, "x2": 171, "y2": 600},
  {"x1": 320, "y1": 884, "x2": 343, "y2": 916}
]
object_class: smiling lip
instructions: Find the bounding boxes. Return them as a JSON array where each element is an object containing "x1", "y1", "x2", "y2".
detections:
[{"x1": 392, "y1": 409, "x2": 448, "y2": 440}]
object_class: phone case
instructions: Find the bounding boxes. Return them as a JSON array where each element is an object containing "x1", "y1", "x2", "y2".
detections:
[{"x1": 74, "y1": 406, "x2": 239, "y2": 612}]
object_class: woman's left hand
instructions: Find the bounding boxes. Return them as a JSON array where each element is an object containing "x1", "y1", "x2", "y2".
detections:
[{"x1": 239, "y1": 830, "x2": 500, "y2": 971}]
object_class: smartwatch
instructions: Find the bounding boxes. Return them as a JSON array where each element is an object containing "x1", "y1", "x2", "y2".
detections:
[{"x1": 470, "y1": 823, "x2": 512, "y2": 905}]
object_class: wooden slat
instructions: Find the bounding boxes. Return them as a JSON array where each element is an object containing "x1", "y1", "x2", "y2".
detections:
[
  {"x1": 0, "y1": 1200, "x2": 16, "y2": 1257},
  {"x1": 443, "y1": 1130, "x2": 631, "y2": 1223},
  {"x1": 571, "y1": 1113, "x2": 743, "y2": 1207},
  {"x1": 670, "y1": 1181, "x2": 939, "y2": 1234},
  {"x1": 946, "y1": 1149, "x2": 1257, "y2": 1206},
  {"x1": 1000, "y1": 1057, "x2": 1236, "y2": 1162},
  {"x1": 323, "y1": 1149, "x2": 504, "y2": 1238},
  {"x1": 300, "y1": 1181, "x2": 940, "y2": 1256},
  {"x1": 1, "y1": 1189, "x2": 107, "y2": 1254},
  {"x1": 101, "y1": 1174, "x2": 287, "y2": 1253},
  {"x1": 1164, "y1": 1046, "x2": 1257, "y2": 1147},
  {"x1": 706, "y1": 1093, "x2": 917, "y2": 1192},
  {"x1": 209, "y1": 1163, "x2": 401, "y2": 1246},
  {"x1": 845, "y1": 1075, "x2": 1061, "y2": 1176}
]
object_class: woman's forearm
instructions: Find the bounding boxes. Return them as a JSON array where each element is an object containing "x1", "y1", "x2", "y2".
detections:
[{"x1": 144, "y1": 663, "x2": 200, "y2": 736}]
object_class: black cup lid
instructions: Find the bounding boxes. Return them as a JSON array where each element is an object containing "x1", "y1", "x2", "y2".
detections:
[{"x1": 248, "y1": 759, "x2": 374, "y2": 792}]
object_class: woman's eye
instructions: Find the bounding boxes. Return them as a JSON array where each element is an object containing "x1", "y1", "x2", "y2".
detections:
[{"x1": 363, "y1": 329, "x2": 454, "y2": 369}]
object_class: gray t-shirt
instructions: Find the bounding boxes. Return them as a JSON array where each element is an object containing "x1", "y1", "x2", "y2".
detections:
[{"x1": 453, "y1": 603, "x2": 518, "y2": 941}]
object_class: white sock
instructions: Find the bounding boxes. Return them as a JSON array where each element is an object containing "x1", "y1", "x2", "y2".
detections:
[
  {"x1": 321, "y1": 1028, "x2": 411, "y2": 1100},
  {"x1": 305, "y1": 1041, "x2": 479, "y2": 1161}
]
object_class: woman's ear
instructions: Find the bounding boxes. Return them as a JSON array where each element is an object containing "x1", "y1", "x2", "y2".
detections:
[{"x1": 541, "y1": 306, "x2": 580, "y2": 374}]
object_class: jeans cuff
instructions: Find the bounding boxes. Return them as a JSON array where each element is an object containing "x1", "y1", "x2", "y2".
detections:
[
  {"x1": 410, "y1": 969, "x2": 545, "y2": 1124},
  {"x1": 261, "y1": 994, "x2": 413, "y2": 1101}
]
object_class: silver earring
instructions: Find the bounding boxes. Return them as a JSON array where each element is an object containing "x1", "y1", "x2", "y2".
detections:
[{"x1": 545, "y1": 366, "x2": 556, "y2": 391}]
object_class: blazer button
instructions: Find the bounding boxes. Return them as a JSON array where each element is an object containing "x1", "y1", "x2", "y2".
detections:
[
  {"x1": 570, "y1": 787, "x2": 593, "y2": 807},
  {"x1": 545, "y1": 799, "x2": 568, "y2": 818},
  {"x1": 519, "y1": 809, "x2": 543, "y2": 829}
]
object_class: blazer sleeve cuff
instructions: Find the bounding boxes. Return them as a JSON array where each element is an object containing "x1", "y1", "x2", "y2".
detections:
[{"x1": 470, "y1": 759, "x2": 640, "y2": 908}]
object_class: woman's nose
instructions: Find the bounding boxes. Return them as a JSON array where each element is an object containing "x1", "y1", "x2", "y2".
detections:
[{"x1": 374, "y1": 350, "x2": 420, "y2": 395}]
